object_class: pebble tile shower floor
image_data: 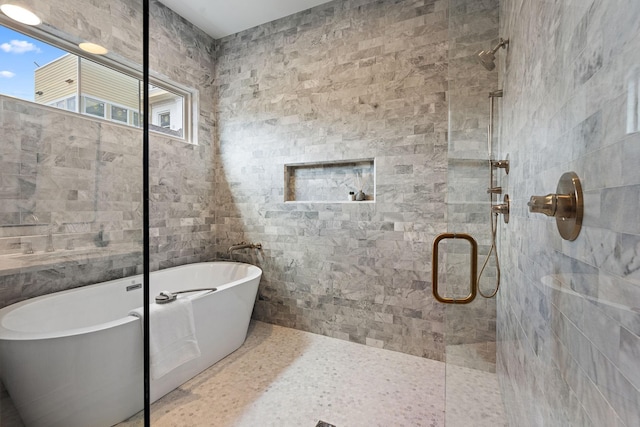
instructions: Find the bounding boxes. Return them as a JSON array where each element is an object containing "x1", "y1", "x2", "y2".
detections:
[{"x1": 117, "y1": 321, "x2": 506, "y2": 427}]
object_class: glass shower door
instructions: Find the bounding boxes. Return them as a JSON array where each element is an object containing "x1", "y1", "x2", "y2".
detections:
[{"x1": 442, "y1": 0, "x2": 507, "y2": 425}]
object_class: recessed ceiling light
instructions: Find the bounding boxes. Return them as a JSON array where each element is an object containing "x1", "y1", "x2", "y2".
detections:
[
  {"x1": 0, "y1": 4, "x2": 42, "y2": 26},
  {"x1": 78, "y1": 42, "x2": 108, "y2": 55}
]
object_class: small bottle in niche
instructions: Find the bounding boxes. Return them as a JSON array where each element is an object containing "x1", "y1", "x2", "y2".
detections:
[
  {"x1": 349, "y1": 191, "x2": 355, "y2": 201},
  {"x1": 355, "y1": 190, "x2": 365, "y2": 201}
]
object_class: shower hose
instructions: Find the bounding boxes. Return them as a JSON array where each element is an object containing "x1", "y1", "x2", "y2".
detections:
[{"x1": 477, "y1": 207, "x2": 500, "y2": 298}]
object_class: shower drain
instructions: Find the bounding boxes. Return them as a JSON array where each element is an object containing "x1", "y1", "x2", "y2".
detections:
[{"x1": 315, "y1": 422, "x2": 336, "y2": 427}]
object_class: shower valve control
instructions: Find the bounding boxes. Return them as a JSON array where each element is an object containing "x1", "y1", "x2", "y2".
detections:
[{"x1": 528, "y1": 172, "x2": 583, "y2": 241}]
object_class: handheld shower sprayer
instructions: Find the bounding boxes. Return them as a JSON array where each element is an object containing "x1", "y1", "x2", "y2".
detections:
[{"x1": 476, "y1": 38, "x2": 509, "y2": 71}]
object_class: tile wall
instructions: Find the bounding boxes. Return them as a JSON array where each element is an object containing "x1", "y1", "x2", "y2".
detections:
[
  {"x1": 0, "y1": 0, "x2": 216, "y2": 308},
  {"x1": 214, "y1": 0, "x2": 499, "y2": 361},
  {"x1": 214, "y1": 0, "x2": 451, "y2": 360},
  {"x1": 498, "y1": 0, "x2": 640, "y2": 425}
]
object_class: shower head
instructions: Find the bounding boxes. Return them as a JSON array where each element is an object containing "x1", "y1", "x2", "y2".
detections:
[
  {"x1": 477, "y1": 50, "x2": 497, "y2": 71},
  {"x1": 476, "y1": 38, "x2": 509, "y2": 71}
]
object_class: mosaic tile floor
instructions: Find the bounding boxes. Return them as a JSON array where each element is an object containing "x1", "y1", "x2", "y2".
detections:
[
  {"x1": 446, "y1": 364, "x2": 507, "y2": 427},
  {"x1": 1, "y1": 321, "x2": 507, "y2": 427},
  {"x1": 119, "y1": 321, "x2": 506, "y2": 427}
]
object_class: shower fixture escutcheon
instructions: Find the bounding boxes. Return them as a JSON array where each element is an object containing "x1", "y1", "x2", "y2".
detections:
[
  {"x1": 491, "y1": 159, "x2": 509, "y2": 174},
  {"x1": 492, "y1": 194, "x2": 510, "y2": 223},
  {"x1": 528, "y1": 172, "x2": 583, "y2": 240}
]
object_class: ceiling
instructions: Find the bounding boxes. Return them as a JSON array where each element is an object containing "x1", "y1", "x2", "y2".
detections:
[{"x1": 157, "y1": 0, "x2": 334, "y2": 39}]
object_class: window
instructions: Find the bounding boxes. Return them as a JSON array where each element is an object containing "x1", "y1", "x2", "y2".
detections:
[
  {"x1": 47, "y1": 96, "x2": 76, "y2": 112},
  {"x1": 159, "y1": 112, "x2": 170, "y2": 128},
  {"x1": 149, "y1": 86, "x2": 185, "y2": 138},
  {"x1": 66, "y1": 96, "x2": 76, "y2": 112},
  {"x1": 0, "y1": 24, "x2": 196, "y2": 143},
  {"x1": 84, "y1": 97, "x2": 105, "y2": 118},
  {"x1": 111, "y1": 105, "x2": 128, "y2": 123}
]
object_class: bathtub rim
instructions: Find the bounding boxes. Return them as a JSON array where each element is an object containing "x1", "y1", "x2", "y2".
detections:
[{"x1": 0, "y1": 261, "x2": 262, "y2": 341}]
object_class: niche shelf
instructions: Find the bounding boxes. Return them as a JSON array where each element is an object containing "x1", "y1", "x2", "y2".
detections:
[{"x1": 284, "y1": 158, "x2": 375, "y2": 203}]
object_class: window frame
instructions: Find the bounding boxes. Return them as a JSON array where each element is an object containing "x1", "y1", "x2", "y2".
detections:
[
  {"x1": 110, "y1": 104, "x2": 130, "y2": 125},
  {"x1": 83, "y1": 96, "x2": 106, "y2": 118},
  {"x1": 0, "y1": 17, "x2": 198, "y2": 144},
  {"x1": 158, "y1": 111, "x2": 171, "y2": 128},
  {"x1": 131, "y1": 110, "x2": 140, "y2": 127}
]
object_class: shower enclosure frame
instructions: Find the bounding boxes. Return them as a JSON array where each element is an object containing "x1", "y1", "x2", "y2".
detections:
[{"x1": 142, "y1": 0, "x2": 151, "y2": 424}]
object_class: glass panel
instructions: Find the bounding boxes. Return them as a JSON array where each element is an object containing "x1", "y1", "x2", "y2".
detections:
[
  {"x1": 111, "y1": 104, "x2": 128, "y2": 123},
  {"x1": 148, "y1": 84, "x2": 184, "y2": 138},
  {"x1": 444, "y1": 0, "x2": 507, "y2": 425},
  {"x1": 0, "y1": 26, "x2": 146, "y2": 129},
  {"x1": 0, "y1": 26, "x2": 68, "y2": 102},
  {"x1": 0, "y1": 0, "x2": 144, "y2": 425},
  {"x1": 84, "y1": 96, "x2": 105, "y2": 117},
  {"x1": 66, "y1": 95, "x2": 76, "y2": 111},
  {"x1": 159, "y1": 111, "x2": 170, "y2": 127}
]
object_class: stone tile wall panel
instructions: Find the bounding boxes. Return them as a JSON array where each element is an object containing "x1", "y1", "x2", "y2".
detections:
[
  {"x1": 215, "y1": 0, "x2": 498, "y2": 361},
  {"x1": 498, "y1": 0, "x2": 640, "y2": 425}
]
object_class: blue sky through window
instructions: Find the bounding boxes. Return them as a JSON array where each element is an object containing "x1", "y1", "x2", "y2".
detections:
[{"x1": 0, "y1": 26, "x2": 66, "y2": 101}]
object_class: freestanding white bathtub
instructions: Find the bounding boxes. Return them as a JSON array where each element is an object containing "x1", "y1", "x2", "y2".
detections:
[{"x1": 0, "y1": 261, "x2": 261, "y2": 427}]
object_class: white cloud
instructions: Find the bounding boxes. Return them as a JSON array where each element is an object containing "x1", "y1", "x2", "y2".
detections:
[
  {"x1": 0, "y1": 40, "x2": 41, "y2": 54},
  {"x1": 0, "y1": 71, "x2": 15, "y2": 78}
]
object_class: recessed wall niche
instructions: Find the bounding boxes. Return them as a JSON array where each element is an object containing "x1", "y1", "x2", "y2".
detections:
[{"x1": 284, "y1": 159, "x2": 375, "y2": 203}]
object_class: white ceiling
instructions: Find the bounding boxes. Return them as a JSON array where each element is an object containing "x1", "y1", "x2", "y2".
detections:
[{"x1": 157, "y1": 0, "x2": 334, "y2": 39}]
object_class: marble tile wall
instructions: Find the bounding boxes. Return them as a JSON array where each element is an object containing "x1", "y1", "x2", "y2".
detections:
[
  {"x1": 0, "y1": 98, "x2": 144, "y2": 250},
  {"x1": 15, "y1": 0, "x2": 143, "y2": 65},
  {"x1": 0, "y1": 0, "x2": 216, "y2": 308},
  {"x1": 214, "y1": 0, "x2": 450, "y2": 360},
  {"x1": 214, "y1": 0, "x2": 498, "y2": 361},
  {"x1": 497, "y1": 0, "x2": 640, "y2": 425},
  {"x1": 146, "y1": 1, "x2": 217, "y2": 271}
]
